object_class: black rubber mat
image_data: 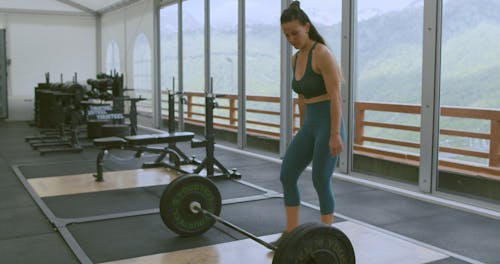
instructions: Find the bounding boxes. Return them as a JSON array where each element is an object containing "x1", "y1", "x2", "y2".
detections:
[
  {"x1": 43, "y1": 180, "x2": 265, "y2": 219},
  {"x1": 0, "y1": 233, "x2": 78, "y2": 264},
  {"x1": 19, "y1": 160, "x2": 98, "y2": 178},
  {"x1": 0, "y1": 164, "x2": 20, "y2": 187},
  {"x1": 0, "y1": 206, "x2": 55, "y2": 240},
  {"x1": 44, "y1": 188, "x2": 161, "y2": 219},
  {"x1": 18, "y1": 152, "x2": 159, "y2": 179},
  {"x1": 0, "y1": 185, "x2": 35, "y2": 210},
  {"x1": 67, "y1": 197, "x2": 339, "y2": 263},
  {"x1": 216, "y1": 198, "x2": 343, "y2": 238},
  {"x1": 145, "y1": 178, "x2": 266, "y2": 201},
  {"x1": 68, "y1": 214, "x2": 235, "y2": 263}
]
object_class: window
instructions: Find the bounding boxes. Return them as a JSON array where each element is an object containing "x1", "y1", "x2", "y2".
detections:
[
  {"x1": 245, "y1": 0, "x2": 281, "y2": 140},
  {"x1": 182, "y1": 0, "x2": 204, "y2": 94},
  {"x1": 352, "y1": 0, "x2": 424, "y2": 184},
  {"x1": 105, "y1": 40, "x2": 120, "y2": 74},
  {"x1": 160, "y1": 4, "x2": 178, "y2": 120},
  {"x1": 210, "y1": 0, "x2": 238, "y2": 142},
  {"x1": 438, "y1": 0, "x2": 500, "y2": 203},
  {"x1": 132, "y1": 33, "x2": 152, "y2": 112}
]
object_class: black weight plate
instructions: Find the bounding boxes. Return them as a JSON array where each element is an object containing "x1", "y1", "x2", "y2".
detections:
[
  {"x1": 272, "y1": 223, "x2": 318, "y2": 264},
  {"x1": 273, "y1": 223, "x2": 355, "y2": 264},
  {"x1": 159, "y1": 174, "x2": 222, "y2": 237}
]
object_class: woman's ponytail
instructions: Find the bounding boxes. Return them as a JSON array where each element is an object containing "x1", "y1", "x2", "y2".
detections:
[{"x1": 280, "y1": 1, "x2": 326, "y2": 45}]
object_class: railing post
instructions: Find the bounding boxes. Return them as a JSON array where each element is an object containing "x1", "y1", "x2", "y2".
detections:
[
  {"x1": 354, "y1": 103, "x2": 365, "y2": 145},
  {"x1": 490, "y1": 118, "x2": 500, "y2": 167},
  {"x1": 187, "y1": 94, "x2": 193, "y2": 119},
  {"x1": 229, "y1": 97, "x2": 236, "y2": 125}
]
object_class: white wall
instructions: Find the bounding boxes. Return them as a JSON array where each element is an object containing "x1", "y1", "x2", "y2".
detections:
[
  {"x1": 101, "y1": 0, "x2": 154, "y2": 90},
  {"x1": 1, "y1": 12, "x2": 96, "y2": 120}
]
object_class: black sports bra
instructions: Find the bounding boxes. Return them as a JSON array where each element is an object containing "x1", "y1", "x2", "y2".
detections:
[{"x1": 291, "y1": 42, "x2": 328, "y2": 99}]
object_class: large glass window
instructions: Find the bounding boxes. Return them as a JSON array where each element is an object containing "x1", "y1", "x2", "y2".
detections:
[
  {"x1": 245, "y1": 0, "x2": 281, "y2": 148},
  {"x1": 353, "y1": 1, "x2": 423, "y2": 185},
  {"x1": 105, "y1": 40, "x2": 120, "y2": 74},
  {"x1": 210, "y1": 0, "x2": 237, "y2": 143},
  {"x1": 300, "y1": 1, "x2": 342, "y2": 63},
  {"x1": 132, "y1": 33, "x2": 152, "y2": 117},
  {"x1": 438, "y1": 0, "x2": 500, "y2": 203},
  {"x1": 160, "y1": 4, "x2": 178, "y2": 125},
  {"x1": 182, "y1": 0, "x2": 205, "y2": 126}
]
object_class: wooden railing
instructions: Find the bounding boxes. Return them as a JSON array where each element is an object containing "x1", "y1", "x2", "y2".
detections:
[
  {"x1": 137, "y1": 90, "x2": 500, "y2": 179},
  {"x1": 355, "y1": 101, "x2": 500, "y2": 178},
  {"x1": 159, "y1": 91, "x2": 301, "y2": 138}
]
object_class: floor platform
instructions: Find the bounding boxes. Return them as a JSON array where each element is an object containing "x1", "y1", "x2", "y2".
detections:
[
  {"x1": 103, "y1": 221, "x2": 448, "y2": 264},
  {"x1": 16, "y1": 166, "x2": 454, "y2": 264}
]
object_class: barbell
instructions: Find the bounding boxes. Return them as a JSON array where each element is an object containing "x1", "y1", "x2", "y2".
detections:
[{"x1": 159, "y1": 174, "x2": 355, "y2": 264}]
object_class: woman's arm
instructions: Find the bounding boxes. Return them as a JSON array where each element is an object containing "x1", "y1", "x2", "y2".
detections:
[
  {"x1": 298, "y1": 94, "x2": 305, "y2": 126},
  {"x1": 315, "y1": 45, "x2": 343, "y2": 156}
]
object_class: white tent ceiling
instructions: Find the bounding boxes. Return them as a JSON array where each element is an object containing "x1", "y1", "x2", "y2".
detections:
[{"x1": 0, "y1": 0, "x2": 139, "y2": 15}]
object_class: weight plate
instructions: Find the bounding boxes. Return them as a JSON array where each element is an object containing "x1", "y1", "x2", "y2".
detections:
[
  {"x1": 273, "y1": 223, "x2": 355, "y2": 264},
  {"x1": 160, "y1": 174, "x2": 221, "y2": 237}
]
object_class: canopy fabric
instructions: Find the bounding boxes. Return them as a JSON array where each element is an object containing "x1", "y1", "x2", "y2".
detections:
[{"x1": 0, "y1": 0, "x2": 129, "y2": 14}]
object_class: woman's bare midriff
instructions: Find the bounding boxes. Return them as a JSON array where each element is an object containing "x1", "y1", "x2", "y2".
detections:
[{"x1": 304, "y1": 93, "x2": 330, "y2": 104}]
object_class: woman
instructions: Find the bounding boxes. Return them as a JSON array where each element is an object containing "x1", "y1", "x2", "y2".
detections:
[{"x1": 273, "y1": 1, "x2": 345, "y2": 247}]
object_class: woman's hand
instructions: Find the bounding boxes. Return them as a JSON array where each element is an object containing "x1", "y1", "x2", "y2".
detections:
[{"x1": 329, "y1": 134, "x2": 343, "y2": 157}]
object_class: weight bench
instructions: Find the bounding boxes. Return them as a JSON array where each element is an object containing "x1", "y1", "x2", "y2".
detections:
[{"x1": 93, "y1": 132, "x2": 195, "y2": 181}]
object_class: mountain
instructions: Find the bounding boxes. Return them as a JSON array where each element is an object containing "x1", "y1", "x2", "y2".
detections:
[{"x1": 160, "y1": 0, "x2": 500, "y2": 155}]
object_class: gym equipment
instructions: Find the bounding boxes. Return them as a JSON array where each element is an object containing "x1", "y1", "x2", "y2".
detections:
[
  {"x1": 187, "y1": 79, "x2": 241, "y2": 180},
  {"x1": 92, "y1": 83, "x2": 241, "y2": 181},
  {"x1": 26, "y1": 74, "x2": 87, "y2": 155},
  {"x1": 109, "y1": 96, "x2": 146, "y2": 136},
  {"x1": 84, "y1": 96, "x2": 145, "y2": 138},
  {"x1": 86, "y1": 72, "x2": 125, "y2": 104},
  {"x1": 91, "y1": 89, "x2": 196, "y2": 181},
  {"x1": 86, "y1": 72, "x2": 137, "y2": 138},
  {"x1": 31, "y1": 74, "x2": 87, "y2": 129},
  {"x1": 86, "y1": 119, "x2": 111, "y2": 138},
  {"x1": 92, "y1": 132, "x2": 195, "y2": 182},
  {"x1": 158, "y1": 90, "x2": 196, "y2": 165},
  {"x1": 160, "y1": 175, "x2": 356, "y2": 264}
]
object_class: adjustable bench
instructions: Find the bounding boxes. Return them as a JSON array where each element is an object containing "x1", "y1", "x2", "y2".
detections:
[{"x1": 93, "y1": 132, "x2": 195, "y2": 181}]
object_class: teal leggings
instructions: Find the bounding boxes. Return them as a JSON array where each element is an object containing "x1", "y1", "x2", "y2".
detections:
[{"x1": 280, "y1": 100, "x2": 345, "y2": 215}]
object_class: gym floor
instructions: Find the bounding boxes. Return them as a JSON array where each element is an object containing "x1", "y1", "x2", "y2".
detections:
[{"x1": 1, "y1": 121, "x2": 499, "y2": 264}]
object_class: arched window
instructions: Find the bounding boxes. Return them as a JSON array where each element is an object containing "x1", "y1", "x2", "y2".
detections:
[
  {"x1": 105, "y1": 40, "x2": 120, "y2": 74},
  {"x1": 133, "y1": 33, "x2": 152, "y2": 100}
]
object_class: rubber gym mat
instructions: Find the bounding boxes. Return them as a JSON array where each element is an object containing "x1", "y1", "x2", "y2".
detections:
[
  {"x1": 143, "y1": 178, "x2": 267, "y2": 201},
  {"x1": 42, "y1": 180, "x2": 266, "y2": 219},
  {"x1": 68, "y1": 214, "x2": 236, "y2": 263},
  {"x1": 0, "y1": 233, "x2": 79, "y2": 264},
  {"x1": 0, "y1": 206, "x2": 55, "y2": 240},
  {"x1": 19, "y1": 160, "x2": 98, "y2": 178},
  {"x1": 67, "y1": 198, "x2": 338, "y2": 263},
  {"x1": 18, "y1": 153, "x2": 158, "y2": 179},
  {"x1": 215, "y1": 198, "x2": 341, "y2": 239}
]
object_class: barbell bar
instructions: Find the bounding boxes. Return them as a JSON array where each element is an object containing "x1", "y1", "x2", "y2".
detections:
[{"x1": 159, "y1": 174, "x2": 355, "y2": 264}]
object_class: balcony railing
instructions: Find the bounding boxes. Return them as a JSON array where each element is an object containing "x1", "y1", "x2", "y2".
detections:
[
  {"x1": 135, "y1": 90, "x2": 500, "y2": 179},
  {"x1": 355, "y1": 101, "x2": 500, "y2": 179},
  {"x1": 159, "y1": 91, "x2": 302, "y2": 138}
]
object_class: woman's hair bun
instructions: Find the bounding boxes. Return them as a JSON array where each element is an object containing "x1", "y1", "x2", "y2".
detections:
[{"x1": 289, "y1": 1, "x2": 301, "y2": 10}]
